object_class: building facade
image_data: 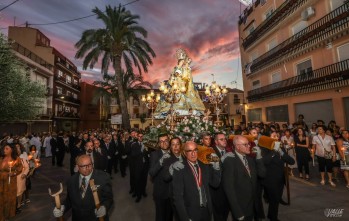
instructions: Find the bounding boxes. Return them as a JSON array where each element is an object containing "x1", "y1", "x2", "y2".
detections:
[
  {"x1": 8, "y1": 26, "x2": 81, "y2": 132},
  {"x1": 239, "y1": 0, "x2": 349, "y2": 128}
]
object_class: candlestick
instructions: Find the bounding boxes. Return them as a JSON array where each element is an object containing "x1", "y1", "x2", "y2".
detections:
[
  {"x1": 341, "y1": 147, "x2": 346, "y2": 165},
  {"x1": 8, "y1": 161, "x2": 14, "y2": 184}
]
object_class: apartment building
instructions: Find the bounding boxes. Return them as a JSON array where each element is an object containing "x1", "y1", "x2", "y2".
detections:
[
  {"x1": 238, "y1": 0, "x2": 349, "y2": 128},
  {"x1": 9, "y1": 26, "x2": 81, "y2": 132}
]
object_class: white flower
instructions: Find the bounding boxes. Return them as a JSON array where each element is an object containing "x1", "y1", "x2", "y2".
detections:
[
  {"x1": 189, "y1": 121, "x2": 193, "y2": 124},
  {"x1": 157, "y1": 124, "x2": 161, "y2": 128}
]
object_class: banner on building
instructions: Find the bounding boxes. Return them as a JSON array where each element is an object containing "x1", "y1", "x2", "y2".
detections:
[{"x1": 111, "y1": 114, "x2": 122, "y2": 124}]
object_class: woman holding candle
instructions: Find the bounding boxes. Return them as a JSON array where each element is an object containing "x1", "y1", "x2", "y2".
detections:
[
  {"x1": 294, "y1": 128, "x2": 310, "y2": 180},
  {"x1": 15, "y1": 143, "x2": 29, "y2": 213},
  {"x1": 0, "y1": 143, "x2": 23, "y2": 221},
  {"x1": 336, "y1": 130, "x2": 349, "y2": 188}
]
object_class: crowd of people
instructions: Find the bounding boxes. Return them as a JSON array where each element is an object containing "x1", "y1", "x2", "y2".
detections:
[{"x1": 0, "y1": 114, "x2": 348, "y2": 221}]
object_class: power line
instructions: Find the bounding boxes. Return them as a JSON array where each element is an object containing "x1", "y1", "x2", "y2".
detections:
[
  {"x1": 28, "y1": 0, "x2": 140, "y2": 26},
  {"x1": 0, "y1": 0, "x2": 20, "y2": 12}
]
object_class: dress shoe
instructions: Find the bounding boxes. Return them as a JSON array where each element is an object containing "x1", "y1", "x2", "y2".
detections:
[{"x1": 135, "y1": 197, "x2": 141, "y2": 203}]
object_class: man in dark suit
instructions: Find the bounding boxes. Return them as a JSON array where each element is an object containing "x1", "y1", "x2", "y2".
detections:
[
  {"x1": 210, "y1": 133, "x2": 230, "y2": 221},
  {"x1": 102, "y1": 135, "x2": 117, "y2": 176},
  {"x1": 53, "y1": 154, "x2": 113, "y2": 221},
  {"x1": 222, "y1": 135, "x2": 266, "y2": 221},
  {"x1": 127, "y1": 130, "x2": 138, "y2": 195},
  {"x1": 172, "y1": 141, "x2": 221, "y2": 221},
  {"x1": 83, "y1": 141, "x2": 108, "y2": 172},
  {"x1": 117, "y1": 132, "x2": 129, "y2": 177},
  {"x1": 262, "y1": 142, "x2": 295, "y2": 221},
  {"x1": 149, "y1": 134, "x2": 172, "y2": 221},
  {"x1": 50, "y1": 132, "x2": 66, "y2": 167},
  {"x1": 130, "y1": 132, "x2": 149, "y2": 203}
]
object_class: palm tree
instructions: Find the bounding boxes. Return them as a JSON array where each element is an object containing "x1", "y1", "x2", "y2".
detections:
[{"x1": 75, "y1": 5, "x2": 156, "y2": 129}]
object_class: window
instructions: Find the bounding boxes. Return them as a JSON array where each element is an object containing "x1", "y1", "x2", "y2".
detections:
[
  {"x1": 292, "y1": 21, "x2": 307, "y2": 35},
  {"x1": 58, "y1": 70, "x2": 63, "y2": 78},
  {"x1": 66, "y1": 75, "x2": 72, "y2": 84},
  {"x1": 58, "y1": 105, "x2": 63, "y2": 111},
  {"x1": 261, "y1": 0, "x2": 267, "y2": 6},
  {"x1": 296, "y1": 59, "x2": 312, "y2": 75},
  {"x1": 66, "y1": 63, "x2": 70, "y2": 69},
  {"x1": 57, "y1": 87, "x2": 63, "y2": 95},
  {"x1": 248, "y1": 108, "x2": 262, "y2": 122},
  {"x1": 73, "y1": 93, "x2": 77, "y2": 99},
  {"x1": 73, "y1": 79, "x2": 78, "y2": 85},
  {"x1": 57, "y1": 57, "x2": 60, "y2": 62},
  {"x1": 264, "y1": 8, "x2": 274, "y2": 20},
  {"x1": 65, "y1": 106, "x2": 70, "y2": 112},
  {"x1": 252, "y1": 80, "x2": 260, "y2": 89},
  {"x1": 67, "y1": 91, "x2": 71, "y2": 97},
  {"x1": 266, "y1": 105, "x2": 289, "y2": 122},
  {"x1": 271, "y1": 72, "x2": 281, "y2": 83},
  {"x1": 267, "y1": 38, "x2": 277, "y2": 51},
  {"x1": 337, "y1": 42, "x2": 349, "y2": 61}
]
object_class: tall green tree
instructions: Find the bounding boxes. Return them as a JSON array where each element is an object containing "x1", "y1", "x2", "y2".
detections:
[
  {"x1": 75, "y1": 5, "x2": 156, "y2": 129},
  {"x1": 0, "y1": 33, "x2": 46, "y2": 121}
]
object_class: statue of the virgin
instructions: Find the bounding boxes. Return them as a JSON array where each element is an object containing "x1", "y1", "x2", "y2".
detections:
[{"x1": 154, "y1": 49, "x2": 205, "y2": 118}]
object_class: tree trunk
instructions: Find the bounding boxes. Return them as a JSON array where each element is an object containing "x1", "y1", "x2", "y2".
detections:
[{"x1": 113, "y1": 56, "x2": 131, "y2": 130}]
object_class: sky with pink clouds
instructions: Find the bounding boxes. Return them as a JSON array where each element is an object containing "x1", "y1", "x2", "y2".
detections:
[{"x1": 0, "y1": 0, "x2": 246, "y2": 90}]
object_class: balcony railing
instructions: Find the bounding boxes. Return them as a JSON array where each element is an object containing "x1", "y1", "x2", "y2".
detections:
[
  {"x1": 54, "y1": 75, "x2": 81, "y2": 91},
  {"x1": 241, "y1": 0, "x2": 307, "y2": 49},
  {"x1": 55, "y1": 94, "x2": 81, "y2": 104},
  {"x1": 56, "y1": 60, "x2": 81, "y2": 77},
  {"x1": 11, "y1": 42, "x2": 54, "y2": 71},
  {"x1": 247, "y1": 59, "x2": 349, "y2": 102},
  {"x1": 248, "y1": 3, "x2": 349, "y2": 75}
]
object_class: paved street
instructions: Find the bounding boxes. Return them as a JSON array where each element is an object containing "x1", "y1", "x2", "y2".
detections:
[{"x1": 10, "y1": 156, "x2": 349, "y2": 221}]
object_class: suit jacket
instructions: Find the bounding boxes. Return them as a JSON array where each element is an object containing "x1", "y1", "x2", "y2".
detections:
[
  {"x1": 93, "y1": 149, "x2": 108, "y2": 172},
  {"x1": 222, "y1": 151, "x2": 266, "y2": 219},
  {"x1": 210, "y1": 146, "x2": 229, "y2": 210},
  {"x1": 64, "y1": 170, "x2": 113, "y2": 221},
  {"x1": 130, "y1": 141, "x2": 148, "y2": 174},
  {"x1": 162, "y1": 154, "x2": 182, "y2": 199},
  {"x1": 149, "y1": 149, "x2": 170, "y2": 199},
  {"x1": 102, "y1": 142, "x2": 117, "y2": 159},
  {"x1": 262, "y1": 148, "x2": 295, "y2": 188},
  {"x1": 172, "y1": 160, "x2": 221, "y2": 221},
  {"x1": 50, "y1": 137, "x2": 65, "y2": 154}
]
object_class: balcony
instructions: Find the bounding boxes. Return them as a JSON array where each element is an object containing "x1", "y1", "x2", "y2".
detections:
[
  {"x1": 241, "y1": 0, "x2": 307, "y2": 49},
  {"x1": 54, "y1": 111, "x2": 80, "y2": 119},
  {"x1": 54, "y1": 75, "x2": 81, "y2": 91},
  {"x1": 46, "y1": 87, "x2": 53, "y2": 96},
  {"x1": 55, "y1": 94, "x2": 81, "y2": 104},
  {"x1": 11, "y1": 42, "x2": 54, "y2": 71},
  {"x1": 248, "y1": 3, "x2": 349, "y2": 75},
  {"x1": 247, "y1": 59, "x2": 349, "y2": 102},
  {"x1": 56, "y1": 60, "x2": 81, "y2": 77}
]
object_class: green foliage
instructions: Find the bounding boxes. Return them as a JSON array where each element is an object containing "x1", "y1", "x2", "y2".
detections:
[
  {"x1": 0, "y1": 34, "x2": 46, "y2": 121},
  {"x1": 75, "y1": 4, "x2": 156, "y2": 129}
]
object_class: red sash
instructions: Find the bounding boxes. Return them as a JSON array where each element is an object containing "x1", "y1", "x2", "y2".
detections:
[{"x1": 188, "y1": 161, "x2": 202, "y2": 187}]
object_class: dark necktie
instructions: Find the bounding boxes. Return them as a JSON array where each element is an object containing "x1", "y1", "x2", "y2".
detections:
[
  {"x1": 106, "y1": 143, "x2": 109, "y2": 150},
  {"x1": 243, "y1": 156, "x2": 251, "y2": 177},
  {"x1": 221, "y1": 150, "x2": 225, "y2": 157},
  {"x1": 80, "y1": 177, "x2": 86, "y2": 198}
]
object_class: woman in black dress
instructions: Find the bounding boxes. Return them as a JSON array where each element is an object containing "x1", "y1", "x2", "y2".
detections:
[{"x1": 294, "y1": 128, "x2": 310, "y2": 180}]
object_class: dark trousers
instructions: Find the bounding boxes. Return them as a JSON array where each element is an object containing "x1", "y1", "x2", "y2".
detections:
[
  {"x1": 317, "y1": 156, "x2": 333, "y2": 173},
  {"x1": 113, "y1": 156, "x2": 119, "y2": 173},
  {"x1": 254, "y1": 180, "x2": 265, "y2": 220},
  {"x1": 264, "y1": 184, "x2": 283, "y2": 221},
  {"x1": 52, "y1": 152, "x2": 58, "y2": 165},
  {"x1": 120, "y1": 158, "x2": 127, "y2": 176},
  {"x1": 155, "y1": 198, "x2": 173, "y2": 221},
  {"x1": 297, "y1": 153, "x2": 310, "y2": 175},
  {"x1": 56, "y1": 151, "x2": 64, "y2": 166},
  {"x1": 107, "y1": 158, "x2": 113, "y2": 175},
  {"x1": 189, "y1": 207, "x2": 211, "y2": 221},
  {"x1": 212, "y1": 200, "x2": 229, "y2": 221},
  {"x1": 129, "y1": 159, "x2": 135, "y2": 192}
]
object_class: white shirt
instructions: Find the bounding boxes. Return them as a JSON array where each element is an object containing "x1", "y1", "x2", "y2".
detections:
[
  {"x1": 79, "y1": 171, "x2": 93, "y2": 187},
  {"x1": 312, "y1": 134, "x2": 335, "y2": 157}
]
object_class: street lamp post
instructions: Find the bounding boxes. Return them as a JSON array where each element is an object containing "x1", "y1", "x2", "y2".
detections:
[
  {"x1": 141, "y1": 90, "x2": 160, "y2": 126},
  {"x1": 204, "y1": 81, "x2": 228, "y2": 126},
  {"x1": 158, "y1": 78, "x2": 186, "y2": 130}
]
